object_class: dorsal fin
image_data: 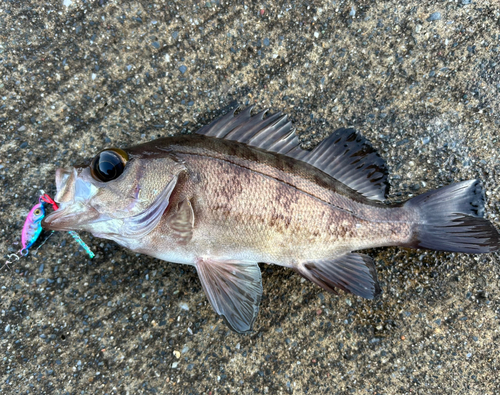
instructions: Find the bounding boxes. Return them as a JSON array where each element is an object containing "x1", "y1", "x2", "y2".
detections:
[
  {"x1": 195, "y1": 107, "x2": 389, "y2": 201},
  {"x1": 195, "y1": 106, "x2": 300, "y2": 155},
  {"x1": 292, "y1": 128, "x2": 389, "y2": 200}
]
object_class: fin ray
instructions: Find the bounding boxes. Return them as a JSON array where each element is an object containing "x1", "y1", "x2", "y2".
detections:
[
  {"x1": 297, "y1": 128, "x2": 389, "y2": 200},
  {"x1": 123, "y1": 174, "x2": 179, "y2": 238},
  {"x1": 168, "y1": 198, "x2": 195, "y2": 244},
  {"x1": 196, "y1": 106, "x2": 300, "y2": 157},
  {"x1": 196, "y1": 258, "x2": 263, "y2": 334},
  {"x1": 297, "y1": 253, "x2": 381, "y2": 299},
  {"x1": 404, "y1": 179, "x2": 500, "y2": 253}
]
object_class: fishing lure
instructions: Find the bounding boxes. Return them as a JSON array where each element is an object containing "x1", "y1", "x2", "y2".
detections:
[
  {"x1": 2, "y1": 194, "x2": 94, "y2": 270},
  {"x1": 21, "y1": 197, "x2": 46, "y2": 254}
]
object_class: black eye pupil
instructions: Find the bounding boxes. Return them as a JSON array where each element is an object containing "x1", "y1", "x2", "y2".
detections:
[{"x1": 92, "y1": 150, "x2": 126, "y2": 182}]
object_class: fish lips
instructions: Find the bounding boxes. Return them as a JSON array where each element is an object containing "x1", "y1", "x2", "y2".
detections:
[
  {"x1": 42, "y1": 202, "x2": 100, "y2": 232},
  {"x1": 43, "y1": 167, "x2": 102, "y2": 232}
]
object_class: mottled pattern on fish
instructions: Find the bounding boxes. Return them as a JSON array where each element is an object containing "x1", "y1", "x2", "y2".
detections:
[
  {"x1": 142, "y1": 136, "x2": 413, "y2": 265},
  {"x1": 43, "y1": 106, "x2": 500, "y2": 334}
]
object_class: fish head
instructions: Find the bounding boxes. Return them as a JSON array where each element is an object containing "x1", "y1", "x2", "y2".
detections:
[{"x1": 42, "y1": 144, "x2": 184, "y2": 242}]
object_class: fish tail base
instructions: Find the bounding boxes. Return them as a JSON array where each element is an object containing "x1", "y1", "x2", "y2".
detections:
[{"x1": 404, "y1": 179, "x2": 499, "y2": 253}]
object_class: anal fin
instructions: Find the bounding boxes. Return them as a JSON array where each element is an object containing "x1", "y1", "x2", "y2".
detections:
[
  {"x1": 195, "y1": 258, "x2": 263, "y2": 334},
  {"x1": 296, "y1": 253, "x2": 381, "y2": 299}
]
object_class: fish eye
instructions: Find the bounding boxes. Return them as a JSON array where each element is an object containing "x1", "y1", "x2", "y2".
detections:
[
  {"x1": 90, "y1": 148, "x2": 129, "y2": 182},
  {"x1": 34, "y1": 208, "x2": 41, "y2": 216}
]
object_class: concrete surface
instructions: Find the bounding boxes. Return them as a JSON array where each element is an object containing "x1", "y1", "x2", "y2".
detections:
[{"x1": 1, "y1": 0, "x2": 500, "y2": 394}]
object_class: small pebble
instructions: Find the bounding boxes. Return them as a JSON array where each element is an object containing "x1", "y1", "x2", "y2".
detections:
[
  {"x1": 173, "y1": 350, "x2": 180, "y2": 358},
  {"x1": 179, "y1": 65, "x2": 187, "y2": 74},
  {"x1": 427, "y1": 12, "x2": 441, "y2": 22}
]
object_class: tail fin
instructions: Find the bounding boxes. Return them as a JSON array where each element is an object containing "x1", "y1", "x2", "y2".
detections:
[{"x1": 404, "y1": 180, "x2": 499, "y2": 253}]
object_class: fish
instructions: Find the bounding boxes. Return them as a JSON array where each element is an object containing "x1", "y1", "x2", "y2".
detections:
[{"x1": 42, "y1": 106, "x2": 500, "y2": 333}]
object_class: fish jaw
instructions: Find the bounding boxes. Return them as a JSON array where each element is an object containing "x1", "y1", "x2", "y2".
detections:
[
  {"x1": 42, "y1": 167, "x2": 107, "y2": 233},
  {"x1": 42, "y1": 200, "x2": 101, "y2": 232}
]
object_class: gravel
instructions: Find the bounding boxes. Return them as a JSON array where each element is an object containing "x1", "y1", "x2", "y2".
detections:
[{"x1": 1, "y1": 0, "x2": 500, "y2": 394}]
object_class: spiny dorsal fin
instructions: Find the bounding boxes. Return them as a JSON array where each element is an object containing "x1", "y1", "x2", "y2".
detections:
[
  {"x1": 195, "y1": 106, "x2": 300, "y2": 155},
  {"x1": 195, "y1": 106, "x2": 389, "y2": 201}
]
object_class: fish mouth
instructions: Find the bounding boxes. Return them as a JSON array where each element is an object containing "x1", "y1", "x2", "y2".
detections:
[
  {"x1": 42, "y1": 202, "x2": 100, "y2": 232},
  {"x1": 41, "y1": 167, "x2": 101, "y2": 232}
]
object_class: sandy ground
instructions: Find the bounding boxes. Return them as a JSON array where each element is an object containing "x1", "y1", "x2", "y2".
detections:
[{"x1": 1, "y1": 0, "x2": 500, "y2": 394}]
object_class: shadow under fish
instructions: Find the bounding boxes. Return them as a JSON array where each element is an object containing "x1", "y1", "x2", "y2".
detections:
[{"x1": 42, "y1": 106, "x2": 500, "y2": 333}]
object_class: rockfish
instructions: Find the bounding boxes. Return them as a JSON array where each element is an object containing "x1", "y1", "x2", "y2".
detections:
[{"x1": 42, "y1": 107, "x2": 500, "y2": 333}]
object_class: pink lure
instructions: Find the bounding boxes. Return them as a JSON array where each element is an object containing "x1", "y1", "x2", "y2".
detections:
[{"x1": 20, "y1": 199, "x2": 46, "y2": 254}]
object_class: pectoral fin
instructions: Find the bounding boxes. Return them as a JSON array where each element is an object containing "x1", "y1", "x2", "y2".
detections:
[
  {"x1": 297, "y1": 253, "x2": 381, "y2": 299},
  {"x1": 195, "y1": 258, "x2": 263, "y2": 334},
  {"x1": 123, "y1": 174, "x2": 179, "y2": 238},
  {"x1": 168, "y1": 198, "x2": 195, "y2": 244}
]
